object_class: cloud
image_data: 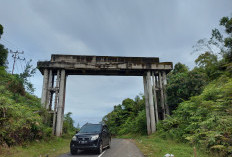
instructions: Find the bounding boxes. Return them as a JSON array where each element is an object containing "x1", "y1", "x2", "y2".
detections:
[{"x1": 0, "y1": 0, "x2": 231, "y2": 126}]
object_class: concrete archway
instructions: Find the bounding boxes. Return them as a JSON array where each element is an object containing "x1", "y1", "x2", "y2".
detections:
[{"x1": 37, "y1": 55, "x2": 172, "y2": 136}]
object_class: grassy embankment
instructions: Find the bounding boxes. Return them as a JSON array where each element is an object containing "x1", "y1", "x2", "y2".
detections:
[
  {"x1": 0, "y1": 136, "x2": 71, "y2": 157},
  {"x1": 118, "y1": 134, "x2": 208, "y2": 157},
  {"x1": 0, "y1": 62, "x2": 75, "y2": 156}
]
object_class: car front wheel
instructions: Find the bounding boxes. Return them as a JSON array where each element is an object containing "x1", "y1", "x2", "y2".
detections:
[
  {"x1": 97, "y1": 141, "x2": 103, "y2": 154},
  {"x1": 70, "y1": 148, "x2": 77, "y2": 155}
]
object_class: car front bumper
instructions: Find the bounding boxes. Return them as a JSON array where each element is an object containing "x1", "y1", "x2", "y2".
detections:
[{"x1": 70, "y1": 140, "x2": 99, "y2": 150}]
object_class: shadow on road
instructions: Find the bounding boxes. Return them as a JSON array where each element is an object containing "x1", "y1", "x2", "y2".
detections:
[
  {"x1": 69, "y1": 150, "x2": 98, "y2": 156},
  {"x1": 77, "y1": 150, "x2": 97, "y2": 155}
]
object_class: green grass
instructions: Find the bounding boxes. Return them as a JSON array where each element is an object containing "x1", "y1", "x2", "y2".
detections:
[
  {"x1": 117, "y1": 134, "x2": 209, "y2": 157},
  {"x1": 0, "y1": 136, "x2": 71, "y2": 157}
]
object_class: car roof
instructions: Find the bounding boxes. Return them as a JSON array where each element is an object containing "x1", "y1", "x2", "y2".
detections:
[{"x1": 83, "y1": 123, "x2": 107, "y2": 127}]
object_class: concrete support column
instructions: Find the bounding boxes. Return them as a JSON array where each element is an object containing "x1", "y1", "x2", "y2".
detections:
[
  {"x1": 49, "y1": 75, "x2": 54, "y2": 111},
  {"x1": 152, "y1": 71, "x2": 159, "y2": 123},
  {"x1": 159, "y1": 71, "x2": 166, "y2": 119},
  {"x1": 60, "y1": 75, "x2": 67, "y2": 135},
  {"x1": 146, "y1": 71, "x2": 156, "y2": 133},
  {"x1": 143, "y1": 75, "x2": 151, "y2": 135},
  {"x1": 46, "y1": 70, "x2": 53, "y2": 110},
  {"x1": 162, "y1": 71, "x2": 170, "y2": 115},
  {"x1": 56, "y1": 69, "x2": 66, "y2": 136},
  {"x1": 52, "y1": 70, "x2": 60, "y2": 135},
  {"x1": 41, "y1": 69, "x2": 49, "y2": 107}
]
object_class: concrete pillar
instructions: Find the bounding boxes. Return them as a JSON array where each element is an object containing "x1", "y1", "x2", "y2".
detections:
[
  {"x1": 46, "y1": 70, "x2": 53, "y2": 110},
  {"x1": 143, "y1": 75, "x2": 151, "y2": 135},
  {"x1": 52, "y1": 70, "x2": 60, "y2": 135},
  {"x1": 159, "y1": 71, "x2": 166, "y2": 119},
  {"x1": 152, "y1": 71, "x2": 159, "y2": 123},
  {"x1": 41, "y1": 69, "x2": 49, "y2": 107},
  {"x1": 49, "y1": 75, "x2": 55, "y2": 111},
  {"x1": 56, "y1": 69, "x2": 66, "y2": 136},
  {"x1": 162, "y1": 71, "x2": 170, "y2": 115},
  {"x1": 146, "y1": 71, "x2": 156, "y2": 133},
  {"x1": 60, "y1": 75, "x2": 67, "y2": 135}
]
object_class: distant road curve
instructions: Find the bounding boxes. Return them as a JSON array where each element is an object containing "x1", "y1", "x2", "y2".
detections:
[{"x1": 58, "y1": 138, "x2": 144, "y2": 157}]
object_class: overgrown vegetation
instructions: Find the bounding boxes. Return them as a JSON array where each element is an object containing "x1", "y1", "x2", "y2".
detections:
[
  {"x1": 0, "y1": 24, "x2": 76, "y2": 155},
  {"x1": 159, "y1": 76, "x2": 232, "y2": 156},
  {"x1": 103, "y1": 15, "x2": 232, "y2": 156}
]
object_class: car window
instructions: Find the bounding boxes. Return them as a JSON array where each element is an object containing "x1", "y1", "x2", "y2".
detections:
[{"x1": 79, "y1": 124, "x2": 102, "y2": 133}]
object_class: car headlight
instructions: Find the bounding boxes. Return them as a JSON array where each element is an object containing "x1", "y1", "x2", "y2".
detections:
[
  {"x1": 72, "y1": 135, "x2": 77, "y2": 141},
  {"x1": 91, "y1": 135, "x2": 99, "y2": 141}
]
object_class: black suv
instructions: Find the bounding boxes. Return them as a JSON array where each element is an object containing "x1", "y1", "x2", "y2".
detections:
[{"x1": 70, "y1": 123, "x2": 111, "y2": 155}]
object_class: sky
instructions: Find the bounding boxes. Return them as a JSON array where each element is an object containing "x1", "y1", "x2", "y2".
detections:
[{"x1": 0, "y1": 0, "x2": 231, "y2": 127}]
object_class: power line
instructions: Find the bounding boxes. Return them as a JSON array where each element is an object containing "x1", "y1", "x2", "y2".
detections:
[
  {"x1": 2, "y1": 37, "x2": 20, "y2": 49},
  {"x1": 0, "y1": 37, "x2": 35, "y2": 74},
  {"x1": 10, "y1": 50, "x2": 25, "y2": 74}
]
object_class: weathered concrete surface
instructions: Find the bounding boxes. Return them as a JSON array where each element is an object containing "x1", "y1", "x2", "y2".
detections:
[
  {"x1": 41, "y1": 69, "x2": 49, "y2": 107},
  {"x1": 37, "y1": 55, "x2": 172, "y2": 76},
  {"x1": 146, "y1": 71, "x2": 156, "y2": 133},
  {"x1": 56, "y1": 69, "x2": 66, "y2": 136}
]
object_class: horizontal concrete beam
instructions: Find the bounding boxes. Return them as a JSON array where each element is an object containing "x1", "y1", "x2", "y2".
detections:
[
  {"x1": 51, "y1": 54, "x2": 160, "y2": 63},
  {"x1": 37, "y1": 55, "x2": 173, "y2": 76}
]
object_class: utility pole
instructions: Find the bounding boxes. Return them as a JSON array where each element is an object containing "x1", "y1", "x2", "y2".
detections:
[{"x1": 10, "y1": 50, "x2": 25, "y2": 74}]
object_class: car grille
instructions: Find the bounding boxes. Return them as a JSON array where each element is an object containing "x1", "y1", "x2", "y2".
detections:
[{"x1": 78, "y1": 137, "x2": 90, "y2": 141}]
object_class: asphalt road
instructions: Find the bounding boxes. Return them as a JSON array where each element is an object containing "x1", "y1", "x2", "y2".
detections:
[{"x1": 58, "y1": 138, "x2": 144, "y2": 157}]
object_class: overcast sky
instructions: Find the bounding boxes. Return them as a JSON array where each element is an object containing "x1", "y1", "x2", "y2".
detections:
[{"x1": 0, "y1": 0, "x2": 231, "y2": 127}]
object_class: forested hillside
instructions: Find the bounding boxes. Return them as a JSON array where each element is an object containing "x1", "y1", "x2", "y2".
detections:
[
  {"x1": 0, "y1": 24, "x2": 76, "y2": 148},
  {"x1": 103, "y1": 16, "x2": 232, "y2": 156}
]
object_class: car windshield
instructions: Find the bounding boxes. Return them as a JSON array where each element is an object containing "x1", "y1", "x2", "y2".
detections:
[{"x1": 79, "y1": 124, "x2": 102, "y2": 133}]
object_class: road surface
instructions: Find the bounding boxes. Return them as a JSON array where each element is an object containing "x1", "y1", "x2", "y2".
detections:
[{"x1": 58, "y1": 138, "x2": 144, "y2": 157}]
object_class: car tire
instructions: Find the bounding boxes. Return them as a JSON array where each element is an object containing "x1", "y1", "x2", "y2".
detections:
[
  {"x1": 97, "y1": 141, "x2": 103, "y2": 154},
  {"x1": 70, "y1": 148, "x2": 77, "y2": 155}
]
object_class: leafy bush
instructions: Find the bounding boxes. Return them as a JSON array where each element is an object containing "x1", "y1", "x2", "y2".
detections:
[
  {"x1": 0, "y1": 92, "x2": 52, "y2": 146},
  {"x1": 0, "y1": 67, "x2": 53, "y2": 146},
  {"x1": 158, "y1": 76, "x2": 232, "y2": 156}
]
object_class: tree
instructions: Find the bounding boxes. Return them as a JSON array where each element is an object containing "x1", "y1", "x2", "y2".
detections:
[
  {"x1": 220, "y1": 16, "x2": 232, "y2": 62},
  {"x1": 19, "y1": 59, "x2": 36, "y2": 93},
  {"x1": 167, "y1": 63, "x2": 207, "y2": 112},
  {"x1": 193, "y1": 16, "x2": 232, "y2": 75},
  {"x1": 0, "y1": 24, "x2": 8, "y2": 68},
  {"x1": 172, "y1": 62, "x2": 188, "y2": 74},
  {"x1": 194, "y1": 52, "x2": 222, "y2": 80},
  {"x1": 0, "y1": 24, "x2": 3, "y2": 38},
  {"x1": 63, "y1": 112, "x2": 76, "y2": 134}
]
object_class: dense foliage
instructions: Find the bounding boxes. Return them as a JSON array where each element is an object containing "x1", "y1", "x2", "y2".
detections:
[
  {"x1": 0, "y1": 67, "x2": 52, "y2": 146},
  {"x1": 167, "y1": 63, "x2": 208, "y2": 112},
  {"x1": 158, "y1": 15, "x2": 232, "y2": 157},
  {"x1": 103, "y1": 15, "x2": 232, "y2": 156},
  {"x1": 103, "y1": 96, "x2": 147, "y2": 135},
  {"x1": 159, "y1": 76, "x2": 232, "y2": 156}
]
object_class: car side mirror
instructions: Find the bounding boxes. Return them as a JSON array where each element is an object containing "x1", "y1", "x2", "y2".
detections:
[{"x1": 76, "y1": 130, "x2": 79, "y2": 134}]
